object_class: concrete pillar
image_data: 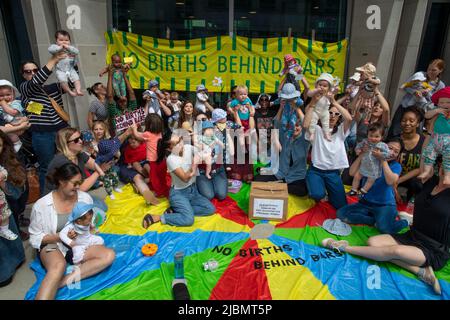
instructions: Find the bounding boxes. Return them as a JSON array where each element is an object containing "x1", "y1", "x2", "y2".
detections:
[{"x1": 0, "y1": 12, "x2": 14, "y2": 82}]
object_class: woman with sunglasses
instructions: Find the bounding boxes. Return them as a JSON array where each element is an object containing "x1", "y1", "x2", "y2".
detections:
[
  {"x1": 18, "y1": 53, "x2": 69, "y2": 196},
  {"x1": 29, "y1": 163, "x2": 115, "y2": 300},
  {"x1": 303, "y1": 86, "x2": 353, "y2": 210},
  {"x1": 45, "y1": 127, "x2": 130, "y2": 196}
]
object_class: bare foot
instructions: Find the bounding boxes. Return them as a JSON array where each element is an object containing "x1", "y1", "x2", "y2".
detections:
[
  {"x1": 76, "y1": 90, "x2": 84, "y2": 96},
  {"x1": 206, "y1": 173, "x2": 212, "y2": 179},
  {"x1": 324, "y1": 131, "x2": 332, "y2": 141},
  {"x1": 417, "y1": 167, "x2": 434, "y2": 184},
  {"x1": 67, "y1": 90, "x2": 77, "y2": 97},
  {"x1": 309, "y1": 132, "x2": 315, "y2": 142},
  {"x1": 143, "y1": 190, "x2": 160, "y2": 205}
]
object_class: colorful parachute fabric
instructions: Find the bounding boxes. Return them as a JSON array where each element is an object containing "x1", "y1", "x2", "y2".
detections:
[{"x1": 25, "y1": 184, "x2": 450, "y2": 300}]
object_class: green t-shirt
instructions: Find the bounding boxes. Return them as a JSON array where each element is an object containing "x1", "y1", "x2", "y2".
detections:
[{"x1": 434, "y1": 114, "x2": 450, "y2": 135}]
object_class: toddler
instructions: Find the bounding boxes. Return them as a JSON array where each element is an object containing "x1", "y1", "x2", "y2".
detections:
[
  {"x1": 230, "y1": 85, "x2": 255, "y2": 131},
  {"x1": 417, "y1": 87, "x2": 450, "y2": 185},
  {"x1": 99, "y1": 54, "x2": 131, "y2": 103},
  {"x1": 167, "y1": 92, "x2": 183, "y2": 130},
  {"x1": 124, "y1": 135, "x2": 150, "y2": 178},
  {"x1": 195, "y1": 84, "x2": 209, "y2": 113},
  {"x1": 59, "y1": 202, "x2": 104, "y2": 265},
  {"x1": 131, "y1": 113, "x2": 170, "y2": 198},
  {"x1": 354, "y1": 63, "x2": 381, "y2": 124},
  {"x1": 143, "y1": 79, "x2": 164, "y2": 116},
  {"x1": 279, "y1": 54, "x2": 303, "y2": 92},
  {"x1": 349, "y1": 123, "x2": 390, "y2": 196},
  {"x1": 0, "y1": 165, "x2": 18, "y2": 240},
  {"x1": 194, "y1": 121, "x2": 224, "y2": 179},
  {"x1": 0, "y1": 80, "x2": 27, "y2": 152},
  {"x1": 95, "y1": 137, "x2": 123, "y2": 200},
  {"x1": 307, "y1": 73, "x2": 340, "y2": 141},
  {"x1": 48, "y1": 30, "x2": 83, "y2": 97},
  {"x1": 400, "y1": 72, "x2": 433, "y2": 110}
]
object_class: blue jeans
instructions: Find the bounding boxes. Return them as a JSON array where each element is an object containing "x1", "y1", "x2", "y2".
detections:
[
  {"x1": 196, "y1": 166, "x2": 228, "y2": 201},
  {"x1": 32, "y1": 131, "x2": 57, "y2": 196},
  {"x1": 306, "y1": 166, "x2": 348, "y2": 210},
  {"x1": 162, "y1": 184, "x2": 216, "y2": 226},
  {"x1": 337, "y1": 199, "x2": 408, "y2": 234}
]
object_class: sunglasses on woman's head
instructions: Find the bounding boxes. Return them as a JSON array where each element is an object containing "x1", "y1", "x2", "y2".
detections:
[
  {"x1": 260, "y1": 98, "x2": 269, "y2": 102},
  {"x1": 23, "y1": 69, "x2": 38, "y2": 75},
  {"x1": 67, "y1": 136, "x2": 83, "y2": 144}
]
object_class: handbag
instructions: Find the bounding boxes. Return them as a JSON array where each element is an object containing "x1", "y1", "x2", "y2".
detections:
[
  {"x1": 40, "y1": 87, "x2": 70, "y2": 122},
  {"x1": 26, "y1": 168, "x2": 40, "y2": 204}
]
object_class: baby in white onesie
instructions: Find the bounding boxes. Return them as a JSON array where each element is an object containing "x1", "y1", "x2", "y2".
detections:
[{"x1": 59, "y1": 202, "x2": 104, "y2": 265}]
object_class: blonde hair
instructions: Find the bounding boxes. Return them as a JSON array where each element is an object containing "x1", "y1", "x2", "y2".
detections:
[
  {"x1": 429, "y1": 59, "x2": 445, "y2": 72},
  {"x1": 56, "y1": 127, "x2": 80, "y2": 160},
  {"x1": 170, "y1": 92, "x2": 179, "y2": 99},
  {"x1": 235, "y1": 85, "x2": 248, "y2": 94},
  {"x1": 92, "y1": 121, "x2": 111, "y2": 140}
]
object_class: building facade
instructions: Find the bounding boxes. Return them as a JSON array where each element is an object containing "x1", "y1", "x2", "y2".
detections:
[{"x1": 1, "y1": 0, "x2": 449, "y2": 129}]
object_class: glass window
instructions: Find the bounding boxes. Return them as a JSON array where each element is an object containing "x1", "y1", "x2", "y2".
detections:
[
  {"x1": 112, "y1": 0, "x2": 229, "y2": 39},
  {"x1": 234, "y1": 0, "x2": 347, "y2": 42}
]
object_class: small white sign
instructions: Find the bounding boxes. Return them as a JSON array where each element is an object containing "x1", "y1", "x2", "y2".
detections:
[{"x1": 253, "y1": 198, "x2": 284, "y2": 219}]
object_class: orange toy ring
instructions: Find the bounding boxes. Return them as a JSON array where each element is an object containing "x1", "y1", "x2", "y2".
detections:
[{"x1": 141, "y1": 243, "x2": 158, "y2": 256}]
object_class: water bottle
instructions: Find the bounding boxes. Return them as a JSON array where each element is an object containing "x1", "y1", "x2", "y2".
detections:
[
  {"x1": 203, "y1": 259, "x2": 219, "y2": 272},
  {"x1": 406, "y1": 197, "x2": 415, "y2": 215},
  {"x1": 174, "y1": 251, "x2": 185, "y2": 279}
]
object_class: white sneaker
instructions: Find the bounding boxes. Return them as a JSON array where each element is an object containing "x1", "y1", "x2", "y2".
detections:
[
  {"x1": 109, "y1": 193, "x2": 116, "y2": 200},
  {"x1": 398, "y1": 211, "x2": 413, "y2": 226},
  {"x1": 114, "y1": 188, "x2": 123, "y2": 193},
  {"x1": 0, "y1": 228, "x2": 19, "y2": 241}
]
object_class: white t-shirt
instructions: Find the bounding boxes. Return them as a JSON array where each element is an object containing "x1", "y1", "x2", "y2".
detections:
[
  {"x1": 167, "y1": 144, "x2": 197, "y2": 189},
  {"x1": 305, "y1": 124, "x2": 350, "y2": 170}
]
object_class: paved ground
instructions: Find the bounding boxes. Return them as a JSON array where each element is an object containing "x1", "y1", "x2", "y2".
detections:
[{"x1": 0, "y1": 187, "x2": 108, "y2": 300}]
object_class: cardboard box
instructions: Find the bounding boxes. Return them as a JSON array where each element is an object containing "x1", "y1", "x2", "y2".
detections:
[{"x1": 249, "y1": 182, "x2": 288, "y2": 222}]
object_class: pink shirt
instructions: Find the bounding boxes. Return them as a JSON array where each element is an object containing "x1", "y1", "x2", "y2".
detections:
[{"x1": 142, "y1": 132, "x2": 162, "y2": 162}]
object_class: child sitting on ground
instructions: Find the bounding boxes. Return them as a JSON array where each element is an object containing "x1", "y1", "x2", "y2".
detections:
[
  {"x1": 0, "y1": 80, "x2": 28, "y2": 152},
  {"x1": 59, "y1": 202, "x2": 104, "y2": 265},
  {"x1": 131, "y1": 113, "x2": 170, "y2": 198},
  {"x1": 194, "y1": 121, "x2": 224, "y2": 179},
  {"x1": 99, "y1": 54, "x2": 131, "y2": 104},
  {"x1": 95, "y1": 137, "x2": 123, "y2": 200},
  {"x1": 48, "y1": 30, "x2": 83, "y2": 97},
  {"x1": 123, "y1": 135, "x2": 160, "y2": 205},
  {"x1": 349, "y1": 123, "x2": 391, "y2": 196},
  {"x1": 306, "y1": 73, "x2": 340, "y2": 141},
  {"x1": 417, "y1": 87, "x2": 450, "y2": 185},
  {"x1": 0, "y1": 165, "x2": 18, "y2": 240}
]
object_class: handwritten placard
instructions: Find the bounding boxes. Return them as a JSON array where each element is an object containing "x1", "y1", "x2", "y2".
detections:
[{"x1": 115, "y1": 108, "x2": 146, "y2": 131}]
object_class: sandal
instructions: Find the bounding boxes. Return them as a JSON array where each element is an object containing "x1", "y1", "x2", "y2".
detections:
[
  {"x1": 142, "y1": 214, "x2": 155, "y2": 229},
  {"x1": 418, "y1": 266, "x2": 441, "y2": 295}
]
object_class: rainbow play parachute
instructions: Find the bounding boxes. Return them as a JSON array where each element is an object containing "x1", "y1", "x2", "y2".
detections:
[{"x1": 25, "y1": 184, "x2": 450, "y2": 300}]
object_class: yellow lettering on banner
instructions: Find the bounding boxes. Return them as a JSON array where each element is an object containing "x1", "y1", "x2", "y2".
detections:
[{"x1": 106, "y1": 31, "x2": 348, "y2": 93}]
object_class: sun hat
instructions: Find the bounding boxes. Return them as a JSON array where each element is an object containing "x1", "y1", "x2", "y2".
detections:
[
  {"x1": 284, "y1": 54, "x2": 296, "y2": 63},
  {"x1": 316, "y1": 73, "x2": 335, "y2": 86},
  {"x1": 196, "y1": 84, "x2": 207, "y2": 92},
  {"x1": 201, "y1": 120, "x2": 214, "y2": 130},
  {"x1": 279, "y1": 83, "x2": 300, "y2": 99},
  {"x1": 431, "y1": 86, "x2": 450, "y2": 105},
  {"x1": 356, "y1": 63, "x2": 377, "y2": 76},
  {"x1": 68, "y1": 202, "x2": 95, "y2": 224},
  {"x1": 349, "y1": 72, "x2": 361, "y2": 82},
  {"x1": 148, "y1": 79, "x2": 159, "y2": 89},
  {"x1": 322, "y1": 218, "x2": 352, "y2": 236},
  {"x1": 96, "y1": 137, "x2": 122, "y2": 164},
  {"x1": 211, "y1": 108, "x2": 227, "y2": 123},
  {"x1": 0, "y1": 79, "x2": 19, "y2": 98},
  {"x1": 409, "y1": 72, "x2": 427, "y2": 82}
]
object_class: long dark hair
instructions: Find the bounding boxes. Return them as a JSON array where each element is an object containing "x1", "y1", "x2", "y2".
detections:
[
  {"x1": 177, "y1": 101, "x2": 198, "y2": 128},
  {"x1": 0, "y1": 131, "x2": 26, "y2": 187},
  {"x1": 145, "y1": 113, "x2": 164, "y2": 134},
  {"x1": 47, "y1": 163, "x2": 82, "y2": 188},
  {"x1": 87, "y1": 82, "x2": 103, "y2": 98},
  {"x1": 156, "y1": 131, "x2": 173, "y2": 163}
]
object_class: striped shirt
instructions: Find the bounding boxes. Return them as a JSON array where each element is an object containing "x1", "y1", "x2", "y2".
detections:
[{"x1": 19, "y1": 66, "x2": 68, "y2": 132}]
